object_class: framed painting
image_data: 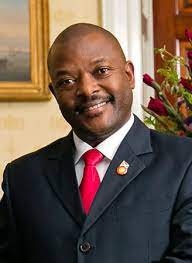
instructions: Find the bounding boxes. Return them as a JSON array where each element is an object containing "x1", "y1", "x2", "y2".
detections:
[{"x1": 0, "y1": 0, "x2": 50, "y2": 101}]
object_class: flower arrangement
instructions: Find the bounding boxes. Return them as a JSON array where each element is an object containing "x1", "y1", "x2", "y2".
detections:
[{"x1": 142, "y1": 29, "x2": 192, "y2": 137}]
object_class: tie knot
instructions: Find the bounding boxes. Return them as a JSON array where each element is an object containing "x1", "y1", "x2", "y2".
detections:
[{"x1": 83, "y1": 149, "x2": 103, "y2": 166}]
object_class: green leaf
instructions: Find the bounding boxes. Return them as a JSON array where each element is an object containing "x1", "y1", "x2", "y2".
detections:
[
  {"x1": 183, "y1": 90, "x2": 192, "y2": 105},
  {"x1": 142, "y1": 44, "x2": 192, "y2": 138}
]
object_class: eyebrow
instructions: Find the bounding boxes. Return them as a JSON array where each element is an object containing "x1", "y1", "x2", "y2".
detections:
[
  {"x1": 90, "y1": 57, "x2": 108, "y2": 65},
  {"x1": 54, "y1": 57, "x2": 109, "y2": 78},
  {"x1": 54, "y1": 69, "x2": 72, "y2": 78}
]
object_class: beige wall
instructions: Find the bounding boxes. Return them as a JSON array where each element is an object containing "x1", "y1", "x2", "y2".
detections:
[{"x1": 0, "y1": 0, "x2": 100, "y2": 195}]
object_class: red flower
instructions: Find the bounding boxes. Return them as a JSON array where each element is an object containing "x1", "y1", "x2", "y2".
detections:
[
  {"x1": 185, "y1": 29, "x2": 192, "y2": 42},
  {"x1": 180, "y1": 77, "x2": 192, "y2": 93},
  {"x1": 143, "y1": 74, "x2": 154, "y2": 87},
  {"x1": 187, "y1": 51, "x2": 192, "y2": 60},
  {"x1": 187, "y1": 51, "x2": 192, "y2": 71},
  {"x1": 177, "y1": 130, "x2": 186, "y2": 137},
  {"x1": 148, "y1": 97, "x2": 168, "y2": 116}
]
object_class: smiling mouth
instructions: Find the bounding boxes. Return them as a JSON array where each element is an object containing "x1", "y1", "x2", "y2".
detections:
[
  {"x1": 75, "y1": 98, "x2": 112, "y2": 115},
  {"x1": 84, "y1": 101, "x2": 107, "y2": 112}
]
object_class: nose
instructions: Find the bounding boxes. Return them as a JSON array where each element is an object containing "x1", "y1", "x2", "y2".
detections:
[{"x1": 76, "y1": 73, "x2": 99, "y2": 97}]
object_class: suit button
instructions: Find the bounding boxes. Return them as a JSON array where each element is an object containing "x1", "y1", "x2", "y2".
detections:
[{"x1": 79, "y1": 241, "x2": 91, "y2": 253}]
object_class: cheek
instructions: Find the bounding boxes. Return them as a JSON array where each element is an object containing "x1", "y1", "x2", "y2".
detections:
[
  {"x1": 56, "y1": 92, "x2": 75, "y2": 110},
  {"x1": 114, "y1": 83, "x2": 132, "y2": 106},
  {"x1": 121, "y1": 90, "x2": 133, "y2": 111}
]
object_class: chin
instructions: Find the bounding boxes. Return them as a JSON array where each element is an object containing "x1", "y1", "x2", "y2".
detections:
[{"x1": 84, "y1": 123, "x2": 118, "y2": 138}]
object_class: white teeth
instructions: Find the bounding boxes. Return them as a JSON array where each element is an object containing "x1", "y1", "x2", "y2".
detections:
[{"x1": 85, "y1": 102, "x2": 106, "y2": 112}]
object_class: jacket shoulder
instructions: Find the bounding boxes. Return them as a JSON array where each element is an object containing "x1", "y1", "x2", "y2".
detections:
[
  {"x1": 9, "y1": 136, "x2": 71, "y2": 168},
  {"x1": 150, "y1": 129, "x2": 192, "y2": 155}
]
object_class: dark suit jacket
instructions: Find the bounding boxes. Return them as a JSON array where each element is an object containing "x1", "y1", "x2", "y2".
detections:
[{"x1": 1, "y1": 116, "x2": 192, "y2": 263}]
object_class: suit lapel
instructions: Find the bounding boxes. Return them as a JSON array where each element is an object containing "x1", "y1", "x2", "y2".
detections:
[
  {"x1": 44, "y1": 133, "x2": 85, "y2": 227},
  {"x1": 43, "y1": 117, "x2": 153, "y2": 232},
  {"x1": 81, "y1": 116, "x2": 153, "y2": 235}
]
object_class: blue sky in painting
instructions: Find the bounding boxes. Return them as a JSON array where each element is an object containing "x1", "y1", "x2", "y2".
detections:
[
  {"x1": 0, "y1": 0, "x2": 29, "y2": 52},
  {"x1": 0, "y1": 0, "x2": 30, "y2": 81}
]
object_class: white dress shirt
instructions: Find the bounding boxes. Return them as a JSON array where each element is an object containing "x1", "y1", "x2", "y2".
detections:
[{"x1": 73, "y1": 114, "x2": 134, "y2": 186}]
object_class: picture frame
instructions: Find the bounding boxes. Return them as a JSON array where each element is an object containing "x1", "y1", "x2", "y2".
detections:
[{"x1": 0, "y1": 0, "x2": 50, "y2": 101}]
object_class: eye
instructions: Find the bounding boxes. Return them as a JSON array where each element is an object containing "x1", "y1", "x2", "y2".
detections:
[
  {"x1": 56, "y1": 78, "x2": 76, "y2": 89},
  {"x1": 63, "y1": 79, "x2": 75, "y2": 85},
  {"x1": 97, "y1": 67, "x2": 109, "y2": 74}
]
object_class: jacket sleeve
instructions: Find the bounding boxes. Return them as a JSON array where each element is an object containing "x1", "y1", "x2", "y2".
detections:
[
  {"x1": 162, "y1": 161, "x2": 192, "y2": 263},
  {"x1": 0, "y1": 164, "x2": 18, "y2": 263}
]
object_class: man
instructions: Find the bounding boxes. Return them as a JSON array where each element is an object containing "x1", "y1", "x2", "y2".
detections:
[{"x1": 0, "y1": 23, "x2": 192, "y2": 263}]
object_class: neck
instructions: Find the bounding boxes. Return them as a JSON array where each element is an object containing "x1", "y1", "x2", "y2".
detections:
[
  {"x1": 74, "y1": 128, "x2": 120, "y2": 147},
  {"x1": 73, "y1": 114, "x2": 132, "y2": 147},
  {"x1": 77, "y1": 134, "x2": 108, "y2": 147}
]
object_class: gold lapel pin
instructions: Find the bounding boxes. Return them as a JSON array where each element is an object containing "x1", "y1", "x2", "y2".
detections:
[{"x1": 116, "y1": 160, "x2": 129, "y2": 176}]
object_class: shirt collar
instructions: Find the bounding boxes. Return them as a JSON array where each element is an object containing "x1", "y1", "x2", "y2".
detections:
[{"x1": 73, "y1": 113, "x2": 134, "y2": 164}]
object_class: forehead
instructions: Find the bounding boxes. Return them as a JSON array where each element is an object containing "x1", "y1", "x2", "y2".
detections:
[{"x1": 50, "y1": 32, "x2": 124, "y2": 69}]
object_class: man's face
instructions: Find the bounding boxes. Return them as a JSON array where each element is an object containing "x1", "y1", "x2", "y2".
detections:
[{"x1": 49, "y1": 32, "x2": 135, "y2": 144}]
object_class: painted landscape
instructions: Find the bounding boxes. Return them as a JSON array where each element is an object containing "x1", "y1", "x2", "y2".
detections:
[{"x1": 0, "y1": 0, "x2": 30, "y2": 81}]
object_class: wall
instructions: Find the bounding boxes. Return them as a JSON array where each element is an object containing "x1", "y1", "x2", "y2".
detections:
[
  {"x1": 0, "y1": 0, "x2": 100, "y2": 195},
  {"x1": 101, "y1": 0, "x2": 154, "y2": 119}
]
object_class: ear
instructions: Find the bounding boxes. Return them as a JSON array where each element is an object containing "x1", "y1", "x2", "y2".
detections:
[
  {"x1": 48, "y1": 83, "x2": 56, "y2": 97},
  {"x1": 125, "y1": 60, "x2": 135, "y2": 89}
]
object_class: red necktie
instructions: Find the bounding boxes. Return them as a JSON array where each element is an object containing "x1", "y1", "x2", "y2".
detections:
[{"x1": 79, "y1": 149, "x2": 104, "y2": 214}]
